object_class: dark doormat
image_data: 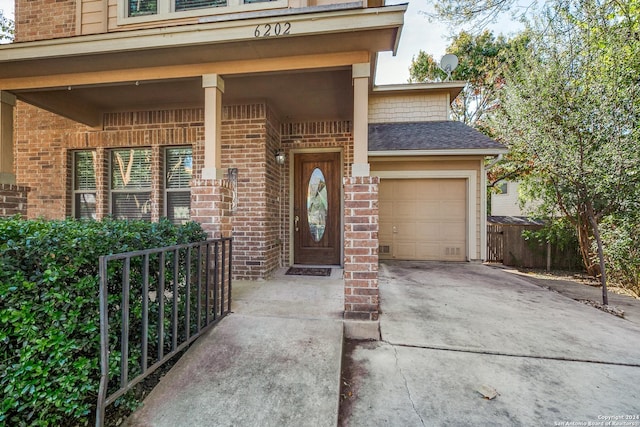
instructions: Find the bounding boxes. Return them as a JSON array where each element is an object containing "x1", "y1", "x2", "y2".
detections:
[{"x1": 285, "y1": 267, "x2": 332, "y2": 277}]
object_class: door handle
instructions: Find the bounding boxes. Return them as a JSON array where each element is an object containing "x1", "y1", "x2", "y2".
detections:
[{"x1": 295, "y1": 215, "x2": 300, "y2": 232}]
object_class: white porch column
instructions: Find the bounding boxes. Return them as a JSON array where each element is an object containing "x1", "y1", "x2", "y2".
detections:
[
  {"x1": 0, "y1": 91, "x2": 16, "y2": 185},
  {"x1": 202, "y1": 74, "x2": 225, "y2": 180},
  {"x1": 352, "y1": 63, "x2": 370, "y2": 177}
]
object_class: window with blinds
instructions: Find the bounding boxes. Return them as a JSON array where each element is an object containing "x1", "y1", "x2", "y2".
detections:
[
  {"x1": 165, "y1": 147, "x2": 193, "y2": 224},
  {"x1": 110, "y1": 148, "x2": 152, "y2": 220},
  {"x1": 73, "y1": 151, "x2": 97, "y2": 220},
  {"x1": 175, "y1": 0, "x2": 226, "y2": 11},
  {"x1": 128, "y1": 0, "x2": 158, "y2": 16}
]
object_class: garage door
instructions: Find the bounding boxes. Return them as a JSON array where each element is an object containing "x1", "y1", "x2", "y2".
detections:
[{"x1": 379, "y1": 179, "x2": 467, "y2": 261}]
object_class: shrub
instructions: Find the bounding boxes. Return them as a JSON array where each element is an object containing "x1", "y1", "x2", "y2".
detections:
[
  {"x1": 0, "y1": 218, "x2": 207, "y2": 426},
  {"x1": 599, "y1": 214, "x2": 640, "y2": 297}
]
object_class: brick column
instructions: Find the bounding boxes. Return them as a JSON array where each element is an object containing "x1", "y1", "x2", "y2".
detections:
[
  {"x1": 190, "y1": 179, "x2": 233, "y2": 315},
  {"x1": 190, "y1": 179, "x2": 233, "y2": 239},
  {"x1": 0, "y1": 184, "x2": 29, "y2": 217},
  {"x1": 343, "y1": 176, "x2": 379, "y2": 324}
]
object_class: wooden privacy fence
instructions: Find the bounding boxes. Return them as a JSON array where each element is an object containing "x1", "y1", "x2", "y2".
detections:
[{"x1": 486, "y1": 217, "x2": 580, "y2": 270}]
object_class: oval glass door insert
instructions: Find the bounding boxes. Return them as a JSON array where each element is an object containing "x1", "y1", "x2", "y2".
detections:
[{"x1": 307, "y1": 168, "x2": 328, "y2": 242}]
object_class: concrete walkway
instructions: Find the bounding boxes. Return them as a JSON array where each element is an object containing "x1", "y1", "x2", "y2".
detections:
[
  {"x1": 344, "y1": 261, "x2": 640, "y2": 427},
  {"x1": 125, "y1": 269, "x2": 344, "y2": 427}
]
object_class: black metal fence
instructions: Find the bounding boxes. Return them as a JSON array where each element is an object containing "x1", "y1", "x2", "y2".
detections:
[{"x1": 95, "y1": 238, "x2": 232, "y2": 426}]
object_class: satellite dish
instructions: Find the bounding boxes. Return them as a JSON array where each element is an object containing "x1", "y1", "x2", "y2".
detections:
[{"x1": 439, "y1": 54, "x2": 459, "y2": 81}]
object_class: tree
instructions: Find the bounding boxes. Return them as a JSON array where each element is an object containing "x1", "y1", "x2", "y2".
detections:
[
  {"x1": 490, "y1": 0, "x2": 640, "y2": 304},
  {"x1": 409, "y1": 31, "x2": 526, "y2": 129},
  {"x1": 431, "y1": 0, "x2": 525, "y2": 28},
  {"x1": 409, "y1": 51, "x2": 446, "y2": 82},
  {"x1": 1, "y1": 9, "x2": 14, "y2": 42}
]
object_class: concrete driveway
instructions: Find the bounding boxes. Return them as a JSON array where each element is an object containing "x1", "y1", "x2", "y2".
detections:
[{"x1": 343, "y1": 261, "x2": 640, "y2": 426}]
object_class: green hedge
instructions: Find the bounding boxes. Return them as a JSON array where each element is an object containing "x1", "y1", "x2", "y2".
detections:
[{"x1": 0, "y1": 218, "x2": 207, "y2": 426}]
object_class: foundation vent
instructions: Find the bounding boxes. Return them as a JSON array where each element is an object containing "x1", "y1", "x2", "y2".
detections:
[
  {"x1": 379, "y1": 245, "x2": 391, "y2": 254},
  {"x1": 445, "y1": 247, "x2": 462, "y2": 256}
]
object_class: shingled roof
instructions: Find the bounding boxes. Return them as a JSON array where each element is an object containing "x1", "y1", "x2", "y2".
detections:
[{"x1": 368, "y1": 121, "x2": 506, "y2": 153}]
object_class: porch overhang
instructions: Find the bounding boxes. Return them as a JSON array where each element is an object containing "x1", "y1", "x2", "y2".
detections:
[{"x1": 0, "y1": 4, "x2": 406, "y2": 127}]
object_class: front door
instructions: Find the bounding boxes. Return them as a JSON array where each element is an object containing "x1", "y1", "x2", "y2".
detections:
[{"x1": 293, "y1": 152, "x2": 341, "y2": 265}]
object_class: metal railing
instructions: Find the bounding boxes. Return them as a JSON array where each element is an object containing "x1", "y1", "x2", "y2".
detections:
[{"x1": 95, "y1": 238, "x2": 233, "y2": 426}]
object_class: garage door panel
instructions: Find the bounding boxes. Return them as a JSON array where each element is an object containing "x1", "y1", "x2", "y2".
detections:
[
  {"x1": 441, "y1": 200, "x2": 466, "y2": 218},
  {"x1": 379, "y1": 201, "x2": 394, "y2": 217},
  {"x1": 415, "y1": 202, "x2": 442, "y2": 216},
  {"x1": 379, "y1": 221, "x2": 394, "y2": 239},
  {"x1": 394, "y1": 242, "x2": 417, "y2": 259},
  {"x1": 392, "y1": 201, "x2": 419, "y2": 218},
  {"x1": 395, "y1": 184, "x2": 419, "y2": 200},
  {"x1": 394, "y1": 221, "x2": 418, "y2": 239},
  {"x1": 379, "y1": 178, "x2": 467, "y2": 262},
  {"x1": 440, "y1": 181, "x2": 467, "y2": 200}
]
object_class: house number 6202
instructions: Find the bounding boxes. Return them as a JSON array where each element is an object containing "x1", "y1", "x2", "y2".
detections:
[{"x1": 254, "y1": 22, "x2": 291, "y2": 37}]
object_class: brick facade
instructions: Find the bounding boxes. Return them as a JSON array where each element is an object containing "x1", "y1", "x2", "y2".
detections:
[
  {"x1": 14, "y1": 0, "x2": 76, "y2": 42},
  {"x1": 190, "y1": 179, "x2": 233, "y2": 238},
  {"x1": 12, "y1": 102, "x2": 371, "y2": 288},
  {"x1": 0, "y1": 184, "x2": 29, "y2": 217},
  {"x1": 13, "y1": 103, "x2": 293, "y2": 280},
  {"x1": 343, "y1": 176, "x2": 379, "y2": 321},
  {"x1": 219, "y1": 103, "x2": 284, "y2": 279}
]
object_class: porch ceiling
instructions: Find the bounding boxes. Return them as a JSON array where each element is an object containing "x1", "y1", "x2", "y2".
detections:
[{"x1": 15, "y1": 68, "x2": 355, "y2": 126}]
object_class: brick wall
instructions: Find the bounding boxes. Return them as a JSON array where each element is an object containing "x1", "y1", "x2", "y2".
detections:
[
  {"x1": 15, "y1": 102, "x2": 359, "y2": 281},
  {"x1": 190, "y1": 179, "x2": 233, "y2": 238},
  {"x1": 0, "y1": 184, "x2": 29, "y2": 217},
  {"x1": 15, "y1": 0, "x2": 76, "y2": 42},
  {"x1": 221, "y1": 104, "x2": 267, "y2": 278},
  {"x1": 15, "y1": 103, "x2": 90, "y2": 219},
  {"x1": 264, "y1": 106, "x2": 283, "y2": 274},
  {"x1": 343, "y1": 176, "x2": 379, "y2": 321},
  {"x1": 15, "y1": 104, "x2": 204, "y2": 219}
]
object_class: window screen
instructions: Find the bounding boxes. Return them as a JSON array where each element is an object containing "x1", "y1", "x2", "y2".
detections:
[
  {"x1": 128, "y1": 0, "x2": 158, "y2": 16},
  {"x1": 73, "y1": 151, "x2": 97, "y2": 219},
  {"x1": 175, "y1": 0, "x2": 226, "y2": 11},
  {"x1": 111, "y1": 148, "x2": 152, "y2": 220},
  {"x1": 165, "y1": 147, "x2": 192, "y2": 224}
]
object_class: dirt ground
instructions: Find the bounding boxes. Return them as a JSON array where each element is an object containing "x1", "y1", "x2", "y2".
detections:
[{"x1": 511, "y1": 267, "x2": 639, "y2": 299}]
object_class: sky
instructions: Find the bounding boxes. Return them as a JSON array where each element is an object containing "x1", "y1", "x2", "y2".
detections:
[{"x1": 0, "y1": 0, "x2": 523, "y2": 84}]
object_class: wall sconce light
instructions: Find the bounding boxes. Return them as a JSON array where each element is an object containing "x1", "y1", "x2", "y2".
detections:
[{"x1": 275, "y1": 149, "x2": 286, "y2": 165}]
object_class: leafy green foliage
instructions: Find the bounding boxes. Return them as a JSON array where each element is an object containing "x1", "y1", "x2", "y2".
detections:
[
  {"x1": 599, "y1": 213, "x2": 640, "y2": 296},
  {"x1": 409, "y1": 31, "x2": 528, "y2": 128},
  {"x1": 409, "y1": 51, "x2": 447, "y2": 82},
  {"x1": 489, "y1": 0, "x2": 640, "y2": 302},
  {"x1": 0, "y1": 9, "x2": 13, "y2": 42},
  {"x1": 0, "y1": 218, "x2": 206, "y2": 425}
]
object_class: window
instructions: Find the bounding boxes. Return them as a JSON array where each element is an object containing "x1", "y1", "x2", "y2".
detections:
[
  {"x1": 175, "y1": 0, "x2": 226, "y2": 11},
  {"x1": 73, "y1": 151, "x2": 97, "y2": 219},
  {"x1": 129, "y1": 0, "x2": 158, "y2": 16},
  {"x1": 123, "y1": 0, "x2": 284, "y2": 22},
  {"x1": 110, "y1": 148, "x2": 152, "y2": 220},
  {"x1": 497, "y1": 182, "x2": 508, "y2": 195},
  {"x1": 165, "y1": 147, "x2": 193, "y2": 224}
]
